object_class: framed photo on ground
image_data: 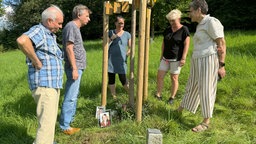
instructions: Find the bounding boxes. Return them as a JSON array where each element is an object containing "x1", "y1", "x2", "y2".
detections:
[
  {"x1": 105, "y1": 109, "x2": 112, "y2": 123},
  {"x1": 105, "y1": 109, "x2": 111, "y2": 115},
  {"x1": 99, "y1": 112, "x2": 111, "y2": 128},
  {"x1": 95, "y1": 106, "x2": 105, "y2": 119}
]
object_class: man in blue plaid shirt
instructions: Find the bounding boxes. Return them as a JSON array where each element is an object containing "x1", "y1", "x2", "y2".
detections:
[{"x1": 17, "y1": 5, "x2": 64, "y2": 144}]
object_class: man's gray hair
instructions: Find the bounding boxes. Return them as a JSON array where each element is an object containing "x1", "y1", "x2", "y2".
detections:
[
  {"x1": 72, "y1": 4, "x2": 92, "y2": 19},
  {"x1": 189, "y1": 0, "x2": 208, "y2": 14},
  {"x1": 41, "y1": 4, "x2": 64, "y2": 23}
]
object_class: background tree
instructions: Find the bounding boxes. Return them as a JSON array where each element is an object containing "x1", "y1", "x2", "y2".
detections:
[
  {"x1": 0, "y1": 0, "x2": 4, "y2": 16},
  {"x1": 0, "y1": 0, "x2": 20, "y2": 51},
  {"x1": 152, "y1": 0, "x2": 191, "y2": 35},
  {"x1": 12, "y1": 0, "x2": 104, "y2": 41},
  {"x1": 207, "y1": 0, "x2": 256, "y2": 29},
  {"x1": 1, "y1": 0, "x2": 256, "y2": 50}
]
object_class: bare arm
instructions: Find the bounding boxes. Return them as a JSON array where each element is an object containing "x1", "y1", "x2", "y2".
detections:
[
  {"x1": 215, "y1": 37, "x2": 226, "y2": 78},
  {"x1": 216, "y1": 37, "x2": 226, "y2": 63},
  {"x1": 66, "y1": 41, "x2": 78, "y2": 80},
  {"x1": 126, "y1": 39, "x2": 131, "y2": 56},
  {"x1": 180, "y1": 36, "x2": 190, "y2": 66},
  {"x1": 16, "y1": 34, "x2": 42, "y2": 70}
]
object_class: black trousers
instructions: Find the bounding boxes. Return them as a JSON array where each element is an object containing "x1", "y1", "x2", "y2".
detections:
[{"x1": 108, "y1": 72, "x2": 127, "y2": 85}]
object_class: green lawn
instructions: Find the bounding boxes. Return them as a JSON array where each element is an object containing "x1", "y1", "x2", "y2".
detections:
[{"x1": 0, "y1": 30, "x2": 255, "y2": 144}]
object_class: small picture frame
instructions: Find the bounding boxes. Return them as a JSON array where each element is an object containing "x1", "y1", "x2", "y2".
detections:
[
  {"x1": 99, "y1": 112, "x2": 111, "y2": 128},
  {"x1": 105, "y1": 109, "x2": 111, "y2": 114},
  {"x1": 105, "y1": 109, "x2": 112, "y2": 122},
  {"x1": 96, "y1": 106, "x2": 105, "y2": 119}
]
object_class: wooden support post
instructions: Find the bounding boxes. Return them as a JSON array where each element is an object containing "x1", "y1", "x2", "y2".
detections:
[
  {"x1": 135, "y1": 0, "x2": 140, "y2": 10},
  {"x1": 136, "y1": 0, "x2": 147, "y2": 122},
  {"x1": 128, "y1": 0, "x2": 133, "y2": 4},
  {"x1": 150, "y1": 7, "x2": 155, "y2": 41},
  {"x1": 129, "y1": 0, "x2": 137, "y2": 107},
  {"x1": 102, "y1": 1, "x2": 110, "y2": 106},
  {"x1": 143, "y1": 7, "x2": 151, "y2": 101},
  {"x1": 114, "y1": 2, "x2": 121, "y2": 13},
  {"x1": 105, "y1": 2, "x2": 113, "y2": 15},
  {"x1": 122, "y1": 1, "x2": 130, "y2": 12}
]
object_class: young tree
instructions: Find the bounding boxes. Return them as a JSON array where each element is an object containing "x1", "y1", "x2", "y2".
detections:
[
  {"x1": 207, "y1": 0, "x2": 256, "y2": 29},
  {"x1": 0, "y1": 0, "x2": 4, "y2": 16},
  {"x1": 152, "y1": 0, "x2": 191, "y2": 33}
]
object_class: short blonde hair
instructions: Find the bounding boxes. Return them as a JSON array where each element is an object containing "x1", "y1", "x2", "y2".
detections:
[{"x1": 166, "y1": 9, "x2": 182, "y2": 20}]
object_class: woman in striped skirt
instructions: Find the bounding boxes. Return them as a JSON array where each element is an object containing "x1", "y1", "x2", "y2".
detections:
[{"x1": 177, "y1": 0, "x2": 226, "y2": 132}]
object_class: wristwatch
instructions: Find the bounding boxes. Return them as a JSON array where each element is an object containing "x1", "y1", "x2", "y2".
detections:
[{"x1": 219, "y1": 62, "x2": 225, "y2": 68}]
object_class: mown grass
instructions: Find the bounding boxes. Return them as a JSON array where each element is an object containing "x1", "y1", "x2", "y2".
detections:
[{"x1": 0, "y1": 30, "x2": 255, "y2": 144}]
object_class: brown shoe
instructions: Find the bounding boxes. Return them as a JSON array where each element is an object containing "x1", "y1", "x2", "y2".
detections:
[{"x1": 63, "y1": 127, "x2": 81, "y2": 135}]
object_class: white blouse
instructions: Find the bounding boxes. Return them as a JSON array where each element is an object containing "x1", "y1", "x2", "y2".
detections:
[{"x1": 192, "y1": 15, "x2": 224, "y2": 58}]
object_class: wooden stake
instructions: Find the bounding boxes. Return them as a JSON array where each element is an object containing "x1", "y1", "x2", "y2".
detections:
[
  {"x1": 105, "y1": 2, "x2": 113, "y2": 15},
  {"x1": 136, "y1": 0, "x2": 147, "y2": 122},
  {"x1": 114, "y1": 2, "x2": 121, "y2": 13},
  {"x1": 129, "y1": 0, "x2": 137, "y2": 107},
  {"x1": 121, "y1": 1, "x2": 130, "y2": 12},
  {"x1": 135, "y1": 0, "x2": 140, "y2": 10},
  {"x1": 102, "y1": 1, "x2": 110, "y2": 106},
  {"x1": 143, "y1": 7, "x2": 151, "y2": 101}
]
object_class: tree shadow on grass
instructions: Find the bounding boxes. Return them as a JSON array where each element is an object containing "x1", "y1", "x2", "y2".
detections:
[
  {"x1": 3, "y1": 72, "x2": 28, "y2": 98},
  {"x1": 0, "y1": 120, "x2": 34, "y2": 144},
  {"x1": 144, "y1": 94, "x2": 197, "y2": 131},
  {"x1": 3, "y1": 92, "x2": 36, "y2": 118},
  {"x1": 2, "y1": 93, "x2": 36, "y2": 143}
]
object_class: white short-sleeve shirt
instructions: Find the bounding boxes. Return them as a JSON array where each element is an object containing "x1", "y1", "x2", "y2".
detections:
[{"x1": 192, "y1": 15, "x2": 224, "y2": 58}]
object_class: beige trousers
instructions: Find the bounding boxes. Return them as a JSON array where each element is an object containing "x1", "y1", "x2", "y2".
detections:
[{"x1": 32, "y1": 87, "x2": 60, "y2": 144}]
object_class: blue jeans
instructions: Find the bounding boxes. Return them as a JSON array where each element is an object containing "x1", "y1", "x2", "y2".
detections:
[{"x1": 59, "y1": 68, "x2": 83, "y2": 130}]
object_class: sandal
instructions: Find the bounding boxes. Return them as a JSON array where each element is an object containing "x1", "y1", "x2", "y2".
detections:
[{"x1": 192, "y1": 123, "x2": 209, "y2": 132}]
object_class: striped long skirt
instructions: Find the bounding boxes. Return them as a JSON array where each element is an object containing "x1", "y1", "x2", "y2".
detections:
[{"x1": 180, "y1": 54, "x2": 219, "y2": 118}]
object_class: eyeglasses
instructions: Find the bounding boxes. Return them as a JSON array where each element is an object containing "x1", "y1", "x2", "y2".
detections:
[{"x1": 118, "y1": 22, "x2": 124, "y2": 25}]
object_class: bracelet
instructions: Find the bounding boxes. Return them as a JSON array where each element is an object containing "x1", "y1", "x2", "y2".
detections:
[{"x1": 219, "y1": 62, "x2": 225, "y2": 68}]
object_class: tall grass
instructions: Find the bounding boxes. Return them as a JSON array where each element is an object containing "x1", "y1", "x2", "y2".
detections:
[{"x1": 0, "y1": 30, "x2": 255, "y2": 144}]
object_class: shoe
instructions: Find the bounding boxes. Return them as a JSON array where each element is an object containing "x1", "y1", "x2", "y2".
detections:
[
  {"x1": 168, "y1": 97, "x2": 175, "y2": 105},
  {"x1": 63, "y1": 127, "x2": 81, "y2": 135},
  {"x1": 155, "y1": 94, "x2": 162, "y2": 100},
  {"x1": 192, "y1": 123, "x2": 209, "y2": 132}
]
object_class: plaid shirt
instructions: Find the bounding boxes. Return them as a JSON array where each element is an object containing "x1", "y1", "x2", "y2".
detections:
[{"x1": 24, "y1": 23, "x2": 64, "y2": 90}]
